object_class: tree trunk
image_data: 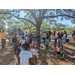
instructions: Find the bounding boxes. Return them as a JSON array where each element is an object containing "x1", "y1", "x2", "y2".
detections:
[{"x1": 36, "y1": 24, "x2": 40, "y2": 35}]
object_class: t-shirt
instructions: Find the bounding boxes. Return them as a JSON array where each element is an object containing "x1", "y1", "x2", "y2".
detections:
[
  {"x1": 19, "y1": 50, "x2": 32, "y2": 65},
  {"x1": 0, "y1": 32, "x2": 6, "y2": 39},
  {"x1": 61, "y1": 37, "x2": 64, "y2": 43},
  {"x1": 63, "y1": 34, "x2": 66, "y2": 38},
  {"x1": 37, "y1": 37, "x2": 41, "y2": 45},
  {"x1": 21, "y1": 34, "x2": 26, "y2": 40},
  {"x1": 14, "y1": 45, "x2": 21, "y2": 55},
  {"x1": 21, "y1": 39, "x2": 25, "y2": 44},
  {"x1": 57, "y1": 39, "x2": 62, "y2": 48}
]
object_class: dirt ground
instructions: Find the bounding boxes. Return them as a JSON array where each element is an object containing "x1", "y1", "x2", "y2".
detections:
[{"x1": 0, "y1": 35, "x2": 75, "y2": 65}]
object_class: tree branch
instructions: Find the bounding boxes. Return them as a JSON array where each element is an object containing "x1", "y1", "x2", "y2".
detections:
[
  {"x1": 20, "y1": 9, "x2": 38, "y2": 23},
  {"x1": 0, "y1": 12, "x2": 36, "y2": 26},
  {"x1": 43, "y1": 14, "x2": 75, "y2": 18}
]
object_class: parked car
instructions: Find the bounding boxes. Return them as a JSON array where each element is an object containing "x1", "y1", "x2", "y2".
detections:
[{"x1": 67, "y1": 32, "x2": 73, "y2": 35}]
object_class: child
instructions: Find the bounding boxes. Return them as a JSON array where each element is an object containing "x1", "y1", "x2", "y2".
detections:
[
  {"x1": 19, "y1": 43, "x2": 32, "y2": 65},
  {"x1": 45, "y1": 37, "x2": 49, "y2": 49},
  {"x1": 37, "y1": 35, "x2": 41, "y2": 51},
  {"x1": 14, "y1": 41, "x2": 21, "y2": 65},
  {"x1": 52, "y1": 38, "x2": 57, "y2": 51},
  {"x1": 21, "y1": 37, "x2": 25, "y2": 48},
  {"x1": 30, "y1": 36, "x2": 39, "y2": 65},
  {"x1": 57, "y1": 35, "x2": 62, "y2": 54}
]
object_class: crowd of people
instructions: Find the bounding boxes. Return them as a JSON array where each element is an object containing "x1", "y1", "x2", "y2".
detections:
[{"x1": 0, "y1": 26, "x2": 75, "y2": 65}]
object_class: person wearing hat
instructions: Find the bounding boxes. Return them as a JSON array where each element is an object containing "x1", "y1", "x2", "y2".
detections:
[{"x1": 0, "y1": 27, "x2": 6, "y2": 49}]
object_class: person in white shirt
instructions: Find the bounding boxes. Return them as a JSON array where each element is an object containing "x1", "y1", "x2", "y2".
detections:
[
  {"x1": 19, "y1": 43, "x2": 32, "y2": 65},
  {"x1": 63, "y1": 33, "x2": 66, "y2": 44},
  {"x1": 25, "y1": 31, "x2": 28, "y2": 36}
]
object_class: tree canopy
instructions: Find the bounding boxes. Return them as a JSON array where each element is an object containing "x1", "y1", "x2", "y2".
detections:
[{"x1": 0, "y1": 9, "x2": 75, "y2": 34}]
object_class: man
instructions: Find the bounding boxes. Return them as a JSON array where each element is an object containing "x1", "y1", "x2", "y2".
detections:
[{"x1": 0, "y1": 27, "x2": 6, "y2": 49}]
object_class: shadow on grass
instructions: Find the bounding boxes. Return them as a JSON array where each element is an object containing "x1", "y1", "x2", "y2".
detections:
[{"x1": 37, "y1": 44, "x2": 75, "y2": 65}]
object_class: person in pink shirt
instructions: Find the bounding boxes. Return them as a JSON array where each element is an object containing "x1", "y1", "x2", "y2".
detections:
[{"x1": 21, "y1": 37, "x2": 25, "y2": 48}]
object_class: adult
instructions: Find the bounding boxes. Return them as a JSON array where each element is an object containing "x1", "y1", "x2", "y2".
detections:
[
  {"x1": 0, "y1": 28, "x2": 6, "y2": 49},
  {"x1": 21, "y1": 33, "x2": 26, "y2": 41}
]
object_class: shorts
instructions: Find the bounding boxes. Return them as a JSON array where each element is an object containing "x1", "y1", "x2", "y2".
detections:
[{"x1": 14, "y1": 55, "x2": 18, "y2": 64}]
